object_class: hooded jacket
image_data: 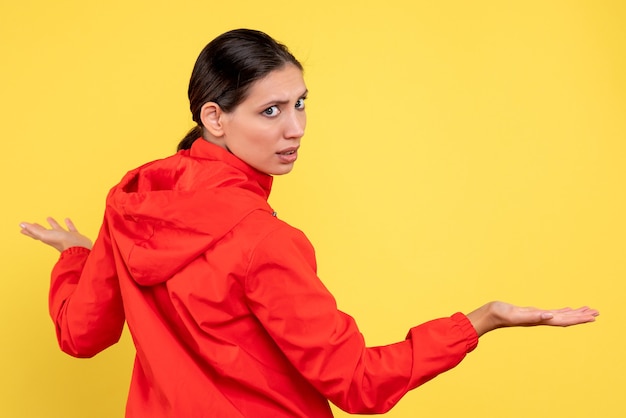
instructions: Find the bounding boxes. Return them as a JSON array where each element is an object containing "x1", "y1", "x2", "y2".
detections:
[{"x1": 49, "y1": 139, "x2": 479, "y2": 417}]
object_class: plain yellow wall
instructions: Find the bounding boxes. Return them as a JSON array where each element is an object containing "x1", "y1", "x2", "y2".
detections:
[{"x1": 2, "y1": 0, "x2": 624, "y2": 417}]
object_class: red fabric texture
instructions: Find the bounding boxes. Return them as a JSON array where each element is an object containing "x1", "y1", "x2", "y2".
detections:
[{"x1": 49, "y1": 139, "x2": 479, "y2": 417}]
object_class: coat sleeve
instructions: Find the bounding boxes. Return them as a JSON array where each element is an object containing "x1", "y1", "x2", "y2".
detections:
[
  {"x1": 49, "y1": 218, "x2": 125, "y2": 358},
  {"x1": 244, "y1": 225, "x2": 478, "y2": 414}
]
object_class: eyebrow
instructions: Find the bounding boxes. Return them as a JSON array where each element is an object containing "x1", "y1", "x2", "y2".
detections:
[{"x1": 259, "y1": 89, "x2": 308, "y2": 108}]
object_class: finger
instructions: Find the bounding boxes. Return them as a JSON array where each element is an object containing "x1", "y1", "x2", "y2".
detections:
[
  {"x1": 549, "y1": 307, "x2": 573, "y2": 314},
  {"x1": 575, "y1": 307, "x2": 600, "y2": 318},
  {"x1": 577, "y1": 306, "x2": 599, "y2": 315},
  {"x1": 517, "y1": 309, "x2": 552, "y2": 325},
  {"x1": 20, "y1": 227, "x2": 38, "y2": 239},
  {"x1": 47, "y1": 217, "x2": 64, "y2": 230},
  {"x1": 19, "y1": 222, "x2": 32, "y2": 231},
  {"x1": 20, "y1": 222, "x2": 45, "y2": 233},
  {"x1": 564, "y1": 307, "x2": 599, "y2": 318},
  {"x1": 19, "y1": 222, "x2": 45, "y2": 240},
  {"x1": 64, "y1": 218, "x2": 79, "y2": 232},
  {"x1": 551, "y1": 310, "x2": 598, "y2": 326}
]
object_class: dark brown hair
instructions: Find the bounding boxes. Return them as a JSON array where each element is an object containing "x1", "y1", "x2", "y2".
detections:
[{"x1": 178, "y1": 29, "x2": 303, "y2": 150}]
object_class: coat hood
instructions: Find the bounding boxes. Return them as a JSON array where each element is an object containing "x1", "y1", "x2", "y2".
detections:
[{"x1": 104, "y1": 139, "x2": 274, "y2": 286}]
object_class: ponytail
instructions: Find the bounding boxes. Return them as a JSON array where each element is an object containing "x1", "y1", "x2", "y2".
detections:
[{"x1": 177, "y1": 125, "x2": 203, "y2": 151}]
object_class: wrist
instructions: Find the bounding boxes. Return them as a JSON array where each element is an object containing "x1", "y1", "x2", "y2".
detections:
[{"x1": 467, "y1": 301, "x2": 501, "y2": 337}]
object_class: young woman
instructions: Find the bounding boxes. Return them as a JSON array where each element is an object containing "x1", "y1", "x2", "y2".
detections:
[{"x1": 20, "y1": 29, "x2": 598, "y2": 417}]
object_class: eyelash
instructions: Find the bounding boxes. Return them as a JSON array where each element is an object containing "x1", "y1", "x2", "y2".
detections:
[{"x1": 262, "y1": 97, "x2": 307, "y2": 117}]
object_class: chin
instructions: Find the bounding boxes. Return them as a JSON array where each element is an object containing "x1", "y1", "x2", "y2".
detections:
[{"x1": 269, "y1": 165, "x2": 295, "y2": 176}]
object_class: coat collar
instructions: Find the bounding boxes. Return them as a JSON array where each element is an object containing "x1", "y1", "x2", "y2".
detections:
[{"x1": 189, "y1": 138, "x2": 273, "y2": 199}]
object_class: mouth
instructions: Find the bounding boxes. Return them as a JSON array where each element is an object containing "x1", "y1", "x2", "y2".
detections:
[
  {"x1": 277, "y1": 146, "x2": 299, "y2": 156},
  {"x1": 277, "y1": 147, "x2": 299, "y2": 163}
]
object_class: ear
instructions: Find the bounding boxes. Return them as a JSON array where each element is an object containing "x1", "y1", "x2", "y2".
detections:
[{"x1": 200, "y1": 102, "x2": 225, "y2": 138}]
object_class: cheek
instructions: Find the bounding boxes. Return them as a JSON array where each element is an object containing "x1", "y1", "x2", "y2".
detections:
[
  {"x1": 226, "y1": 120, "x2": 281, "y2": 159},
  {"x1": 233, "y1": 125, "x2": 262, "y2": 146},
  {"x1": 250, "y1": 126, "x2": 281, "y2": 147},
  {"x1": 235, "y1": 128, "x2": 277, "y2": 161}
]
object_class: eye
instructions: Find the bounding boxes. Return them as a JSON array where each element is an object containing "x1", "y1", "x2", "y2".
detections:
[
  {"x1": 295, "y1": 98, "x2": 306, "y2": 110},
  {"x1": 262, "y1": 105, "x2": 280, "y2": 117}
]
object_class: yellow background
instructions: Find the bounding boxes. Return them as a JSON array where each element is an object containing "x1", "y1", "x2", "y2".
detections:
[{"x1": 2, "y1": 0, "x2": 624, "y2": 417}]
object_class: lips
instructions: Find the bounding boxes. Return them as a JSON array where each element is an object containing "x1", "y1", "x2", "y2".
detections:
[{"x1": 277, "y1": 146, "x2": 299, "y2": 163}]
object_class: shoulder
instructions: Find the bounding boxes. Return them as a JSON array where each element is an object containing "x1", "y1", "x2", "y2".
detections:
[
  {"x1": 237, "y1": 211, "x2": 317, "y2": 270},
  {"x1": 243, "y1": 211, "x2": 312, "y2": 247},
  {"x1": 105, "y1": 152, "x2": 183, "y2": 197}
]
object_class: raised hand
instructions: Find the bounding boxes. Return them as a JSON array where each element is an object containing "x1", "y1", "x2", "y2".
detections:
[
  {"x1": 20, "y1": 217, "x2": 93, "y2": 252},
  {"x1": 467, "y1": 301, "x2": 599, "y2": 337}
]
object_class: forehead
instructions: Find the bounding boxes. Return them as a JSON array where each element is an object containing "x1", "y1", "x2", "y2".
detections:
[{"x1": 243, "y1": 64, "x2": 306, "y2": 104}]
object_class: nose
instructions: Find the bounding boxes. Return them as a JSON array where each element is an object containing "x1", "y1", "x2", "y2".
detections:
[{"x1": 284, "y1": 110, "x2": 306, "y2": 139}]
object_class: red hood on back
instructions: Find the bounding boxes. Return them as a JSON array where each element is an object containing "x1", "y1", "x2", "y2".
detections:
[{"x1": 104, "y1": 139, "x2": 274, "y2": 286}]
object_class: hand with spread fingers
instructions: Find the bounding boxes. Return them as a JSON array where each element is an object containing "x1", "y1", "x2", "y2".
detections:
[
  {"x1": 20, "y1": 217, "x2": 93, "y2": 252},
  {"x1": 468, "y1": 301, "x2": 599, "y2": 337}
]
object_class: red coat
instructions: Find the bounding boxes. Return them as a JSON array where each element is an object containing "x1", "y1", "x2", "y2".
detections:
[{"x1": 49, "y1": 139, "x2": 479, "y2": 417}]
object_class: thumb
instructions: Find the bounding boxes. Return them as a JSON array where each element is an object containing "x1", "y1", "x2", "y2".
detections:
[{"x1": 540, "y1": 312, "x2": 554, "y2": 320}]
